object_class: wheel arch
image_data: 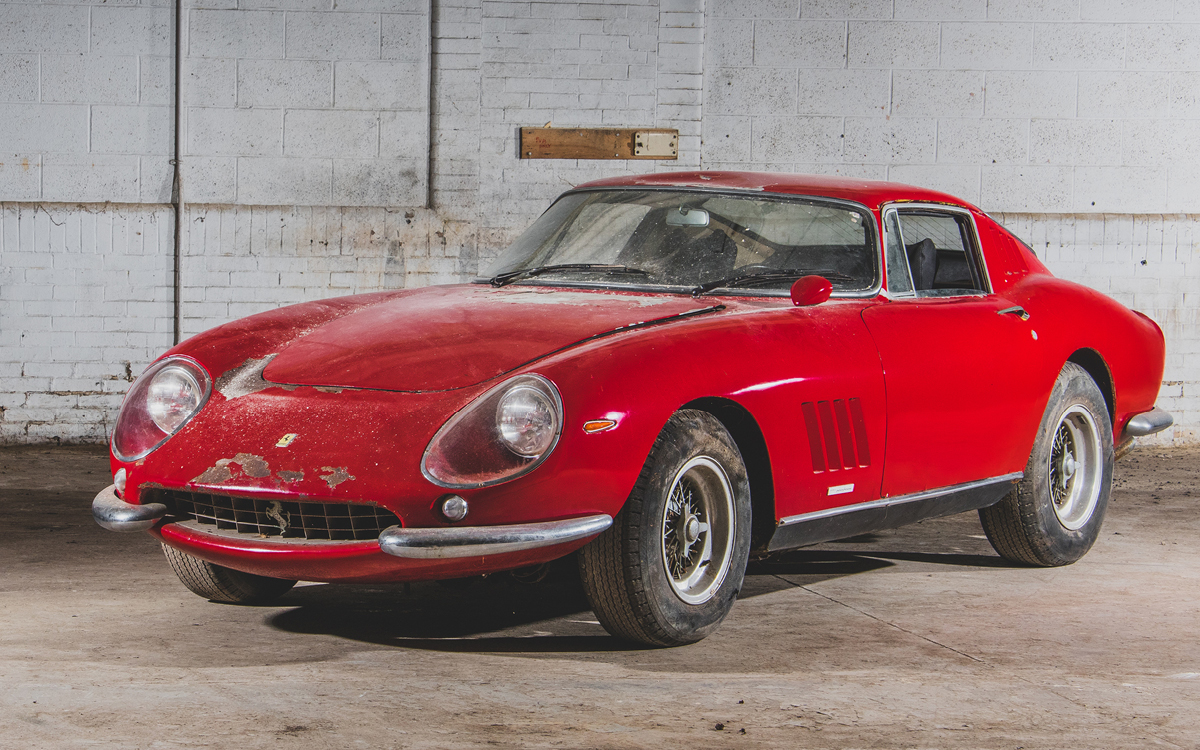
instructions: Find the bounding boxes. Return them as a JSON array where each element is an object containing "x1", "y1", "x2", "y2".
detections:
[
  {"x1": 1067, "y1": 348, "x2": 1114, "y2": 422},
  {"x1": 681, "y1": 397, "x2": 775, "y2": 552}
]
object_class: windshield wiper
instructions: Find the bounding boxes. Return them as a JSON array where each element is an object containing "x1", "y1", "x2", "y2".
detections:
[
  {"x1": 691, "y1": 270, "x2": 854, "y2": 298},
  {"x1": 489, "y1": 263, "x2": 650, "y2": 288}
]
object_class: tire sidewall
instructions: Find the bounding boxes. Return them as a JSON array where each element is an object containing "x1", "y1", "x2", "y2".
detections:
[
  {"x1": 627, "y1": 410, "x2": 752, "y2": 643},
  {"x1": 1024, "y1": 364, "x2": 1114, "y2": 564}
]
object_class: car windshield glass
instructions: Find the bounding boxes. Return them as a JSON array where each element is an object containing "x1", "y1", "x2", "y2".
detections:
[{"x1": 482, "y1": 189, "x2": 878, "y2": 294}]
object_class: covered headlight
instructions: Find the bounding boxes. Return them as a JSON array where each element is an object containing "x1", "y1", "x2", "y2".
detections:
[
  {"x1": 422, "y1": 374, "x2": 563, "y2": 489},
  {"x1": 112, "y1": 357, "x2": 212, "y2": 462}
]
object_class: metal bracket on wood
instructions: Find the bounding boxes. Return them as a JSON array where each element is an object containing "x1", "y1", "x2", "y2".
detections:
[{"x1": 519, "y1": 127, "x2": 679, "y2": 160}]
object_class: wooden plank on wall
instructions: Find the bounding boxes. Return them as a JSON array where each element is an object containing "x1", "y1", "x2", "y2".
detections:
[{"x1": 519, "y1": 128, "x2": 678, "y2": 160}]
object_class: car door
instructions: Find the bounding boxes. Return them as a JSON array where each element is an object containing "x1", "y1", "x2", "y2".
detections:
[{"x1": 862, "y1": 205, "x2": 1045, "y2": 498}]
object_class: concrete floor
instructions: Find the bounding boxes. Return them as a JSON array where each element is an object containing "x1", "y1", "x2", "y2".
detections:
[{"x1": 1, "y1": 445, "x2": 1198, "y2": 749}]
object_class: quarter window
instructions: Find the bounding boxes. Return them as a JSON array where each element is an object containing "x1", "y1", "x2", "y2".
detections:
[
  {"x1": 883, "y1": 211, "x2": 913, "y2": 295},
  {"x1": 887, "y1": 209, "x2": 987, "y2": 297}
]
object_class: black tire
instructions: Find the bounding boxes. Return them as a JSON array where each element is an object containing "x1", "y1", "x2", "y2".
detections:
[
  {"x1": 162, "y1": 544, "x2": 297, "y2": 604},
  {"x1": 979, "y1": 362, "x2": 1114, "y2": 566},
  {"x1": 578, "y1": 410, "x2": 752, "y2": 646}
]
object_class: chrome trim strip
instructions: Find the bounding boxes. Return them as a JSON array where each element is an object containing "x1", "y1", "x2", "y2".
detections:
[
  {"x1": 881, "y1": 207, "x2": 917, "y2": 297},
  {"x1": 1125, "y1": 407, "x2": 1173, "y2": 437},
  {"x1": 378, "y1": 513, "x2": 613, "y2": 559},
  {"x1": 777, "y1": 473, "x2": 1023, "y2": 528},
  {"x1": 92, "y1": 484, "x2": 168, "y2": 532}
]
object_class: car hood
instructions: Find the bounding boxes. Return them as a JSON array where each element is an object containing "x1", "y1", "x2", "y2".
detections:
[{"x1": 262, "y1": 284, "x2": 721, "y2": 391}]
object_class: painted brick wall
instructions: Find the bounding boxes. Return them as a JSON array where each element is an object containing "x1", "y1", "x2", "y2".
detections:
[
  {"x1": 0, "y1": 0, "x2": 431, "y2": 207},
  {"x1": 701, "y1": 0, "x2": 1200, "y2": 213},
  {"x1": 180, "y1": 204, "x2": 463, "y2": 337},
  {"x1": 995, "y1": 212, "x2": 1200, "y2": 445},
  {"x1": 1, "y1": 0, "x2": 1197, "y2": 446},
  {"x1": 473, "y1": 0, "x2": 705, "y2": 271},
  {"x1": 0, "y1": 201, "x2": 460, "y2": 441},
  {"x1": 0, "y1": 202, "x2": 173, "y2": 442},
  {"x1": 0, "y1": 1, "x2": 173, "y2": 203},
  {"x1": 699, "y1": 0, "x2": 1200, "y2": 446},
  {"x1": 183, "y1": 0, "x2": 430, "y2": 207}
]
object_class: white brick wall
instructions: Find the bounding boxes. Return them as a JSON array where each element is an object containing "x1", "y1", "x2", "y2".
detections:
[
  {"x1": 697, "y1": 0, "x2": 1200, "y2": 445},
  {"x1": 0, "y1": 0, "x2": 431, "y2": 207},
  {"x1": 0, "y1": 202, "x2": 173, "y2": 442},
  {"x1": 700, "y1": 1, "x2": 1200, "y2": 212},
  {"x1": 1, "y1": 0, "x2": 1197, "y2": 445},
  {"x1": 995, "y1": 213, "x2": 1200, "y2": 445},
  {"x1": 474, "y1": 0, "x2": 705, "y2": 268},
  {"x1": 184, "y1": 2, "x2": 431, "y2": 206},
  {"x1": 0, "y1": 200, "x2": 459, "y2": 442},
  {"x1": 0, "y1": 2, "x2": 173, "y2": 203},
  {"x1": 180, "y1": 203, "x2": 461, "y2": 337}
]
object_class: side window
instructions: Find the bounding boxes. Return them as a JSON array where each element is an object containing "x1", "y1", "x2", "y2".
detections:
[
  {"x1": 883, "y1": 210, "x2": 914, "y2": 296},
  {"x1": 895, "y1": 211, "x2": 988, "y2": 296}
]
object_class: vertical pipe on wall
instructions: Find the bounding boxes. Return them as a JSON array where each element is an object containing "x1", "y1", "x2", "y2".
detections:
[
  {"x1": 172, "y1": 0, "x2": 185, "y2": 345},
  {"x1": 426, "y1": 0, "x2": 434, "y2": 209}
]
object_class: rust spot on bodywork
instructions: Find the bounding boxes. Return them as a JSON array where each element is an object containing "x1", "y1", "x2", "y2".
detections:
[
  {"x1": 191, "y1": 453, "x2": 270, "y2": 484},
  {"x1": 192, "y1": 464, "x2": 234, "y2": 484},
  {"x1": 216, "y1": 355, "x2": 297, "y2": 400},
  {"x1": 319, "y1": 466, "x2": 355, "y2": 489},
  {"x1": 278, "y1": 470, "x2": 304, "y2": 483},
  {"x1": 234, "y1": 453, "x2": 270, "y2": 478}
]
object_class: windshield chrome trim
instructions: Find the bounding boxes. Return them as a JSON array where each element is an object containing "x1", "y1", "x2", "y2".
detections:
[{"x1": 483, "y1": 185, "x2": 886, "y2": 300}]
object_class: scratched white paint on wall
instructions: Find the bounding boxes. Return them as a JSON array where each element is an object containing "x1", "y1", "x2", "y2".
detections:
[{"x1": 0, "y1": 0, "x2": 1197, "y2": 444}]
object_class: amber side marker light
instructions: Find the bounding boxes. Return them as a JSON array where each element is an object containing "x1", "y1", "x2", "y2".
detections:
[{"x1": 583, "y1": 420, "x2": 617, "y2": 434}]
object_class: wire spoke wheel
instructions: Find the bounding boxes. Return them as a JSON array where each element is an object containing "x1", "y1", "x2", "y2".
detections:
[
  {"x1": 577, "y1": 409, "x2": 752, "y2": 646},
  {"x1": 1048, "y1": 405, "x2": 1103, "y2": 530},
  {"x1": 979, "y1": 362, "x2": 1114, "y2": 567},
  {"x1": 660, "y1": 456, "x2": 735, "y2": 605}
]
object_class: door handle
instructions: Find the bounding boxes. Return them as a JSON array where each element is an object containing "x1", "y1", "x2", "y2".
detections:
[{"x1": 997, "y1": 305, "x2": 1030, "y2": 321}]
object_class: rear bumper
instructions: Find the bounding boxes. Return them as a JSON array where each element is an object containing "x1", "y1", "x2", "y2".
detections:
[
  {"x1": 92, "y1": 485, "x2": 168, "y2": 532},
  {"x1": 378, "y1": 514, "x2": 613, "y2": 559},
  {"x1": 1116, "y1": 407, "x2": 1174, "y2": 461},
  {"x1": 1125, "y1": 407, "x2": 1173, "y2": 438}
]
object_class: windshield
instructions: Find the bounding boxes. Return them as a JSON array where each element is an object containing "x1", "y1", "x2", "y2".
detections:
[{"x1": 481, "y1": 189, "x2": 879, "y2": 295}]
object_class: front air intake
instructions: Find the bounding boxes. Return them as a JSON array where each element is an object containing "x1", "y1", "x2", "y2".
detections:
[{"x1": 153, "y1": 490, "x2": 399, "y2": 541}]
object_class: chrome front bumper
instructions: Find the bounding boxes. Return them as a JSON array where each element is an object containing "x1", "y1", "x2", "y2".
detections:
[
  {"x1": 378, "y1": 514, "x2": 613, "y2": 559},
  {"x1": 92, "y1": 484, "x2": 168, "y2": 532},
  {"x1": 94, "y1": 480, "x2": 612, "y2": 560}
]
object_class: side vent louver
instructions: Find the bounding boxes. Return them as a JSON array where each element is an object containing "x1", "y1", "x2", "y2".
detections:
[{"x1": 801, "y1": 398, "x2": 870, "y2": 473}]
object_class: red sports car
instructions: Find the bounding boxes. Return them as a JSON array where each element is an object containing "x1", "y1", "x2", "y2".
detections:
[{"x1": 94, "y1": 171, "x2": 1171, "y2": 646}]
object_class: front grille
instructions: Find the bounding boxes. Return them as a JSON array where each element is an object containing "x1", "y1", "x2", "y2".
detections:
[{"x1": 157, "y1": 490, "x2": 400, "y2": 541}]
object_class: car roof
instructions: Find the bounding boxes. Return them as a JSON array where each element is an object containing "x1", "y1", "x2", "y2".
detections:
[{"x1": 573, "y1": 171, "x2": 979, "y2": 213}]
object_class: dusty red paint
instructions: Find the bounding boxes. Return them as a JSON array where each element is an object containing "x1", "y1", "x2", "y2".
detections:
[
  {"x1": 262, "y1": 286, "x2": 720, "y2": 391},
  {"x1": 110, "y1": 172, "x2": 1167, "y2": 584}
]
